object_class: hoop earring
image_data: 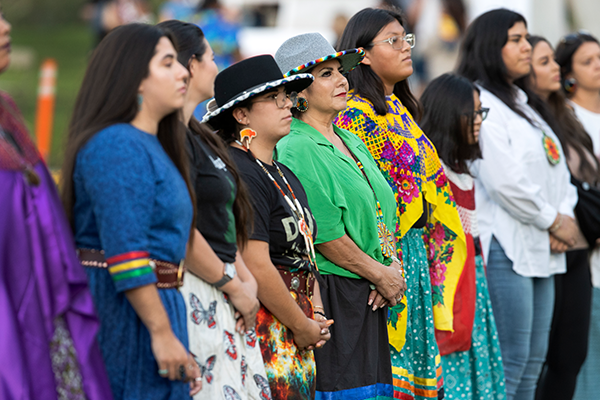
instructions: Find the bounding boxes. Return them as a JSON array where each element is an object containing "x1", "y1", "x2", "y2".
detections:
[
  {"x1": 564, "y1": 77, "x2": 577, "y2": 93},
  {"x1": 296, "y1": 97, "x2": 309, "y2": 113}
]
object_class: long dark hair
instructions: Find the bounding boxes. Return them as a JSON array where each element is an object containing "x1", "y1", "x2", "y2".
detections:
[
  {"x1": 159, "y1": 20, "x2": 254, "y2": 246},
  {"x1": 61, "y1": 24, "x2": 195, "y2": 231},
  {"x1": 529, "y1": 34, "x2": 600, "y2": 184},
  {"x1": 456, "y1": 9, "x2": 536, "y2": 124},
  {"x1": 421, "y1": 73, "x2": 481, "y2": 174},
  {"x1": 556, "y1": 31, "x2": 600, "y2": 98},
  {"x1": 338, "y1": 7, "x2": 422, "y2": 120}
]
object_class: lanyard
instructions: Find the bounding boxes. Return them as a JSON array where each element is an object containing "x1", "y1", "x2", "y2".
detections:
[
  {"x1": 242, "y1": 144, "x2": 318, "y2": 271},
  {"x1": 336, "y1": 134, "x2": 395, "y2": 258}
]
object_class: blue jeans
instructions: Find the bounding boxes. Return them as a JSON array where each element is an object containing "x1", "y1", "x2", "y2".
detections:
[{"x1": 486, "y1": 237, "x2": 555, "y2": 400}]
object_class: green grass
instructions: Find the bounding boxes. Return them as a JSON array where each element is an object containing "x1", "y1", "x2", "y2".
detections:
[{"x1": 0, "y1": 23, "x2": 92, "y2": 168}]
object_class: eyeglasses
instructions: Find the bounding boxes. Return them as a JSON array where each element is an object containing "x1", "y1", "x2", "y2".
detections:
[
  {"x1": 371, "y1": 33, "x2": 416, "y2": 50},
  {"x1": 252, "y1": 91, "x2": 298, "y2": 109},
  {"x1": 473, "y1": 107, "x2": 489, "y2": 121}
]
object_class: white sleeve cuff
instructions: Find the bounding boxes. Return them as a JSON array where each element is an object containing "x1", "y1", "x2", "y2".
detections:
[{"x1": 533, "y1": 203, "x2": 558, "y2": 230}]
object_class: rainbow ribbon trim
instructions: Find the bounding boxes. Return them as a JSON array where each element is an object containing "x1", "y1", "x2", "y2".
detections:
[
  {"x1": 107, "y1": 251, "x2": 153, "y2": 283},
  {"x1": 284, "y1": 48, "x2": 366, "y2": 77}
]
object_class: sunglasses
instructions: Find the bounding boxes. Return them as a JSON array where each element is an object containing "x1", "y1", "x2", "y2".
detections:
[{"x1": 560, "y1": 30, "x2": 592, "y2": 44}]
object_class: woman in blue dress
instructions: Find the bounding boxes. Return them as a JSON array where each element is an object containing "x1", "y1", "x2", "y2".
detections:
[{"x1": 60, "y1": 24, "x2": 202, "y2": 399}]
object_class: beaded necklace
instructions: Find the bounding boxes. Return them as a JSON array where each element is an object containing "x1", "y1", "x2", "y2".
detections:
[
  {"x1": 236, "y1": 141, "x2": 318, "y2": 270},
  {"x1": 335, "y1": 134, "x2": 395, "y2": 258}
]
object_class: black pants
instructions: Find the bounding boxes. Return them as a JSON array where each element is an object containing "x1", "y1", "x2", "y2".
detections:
[{"x1": 535, "y1": 249, "x2": 592, "y2": 400}]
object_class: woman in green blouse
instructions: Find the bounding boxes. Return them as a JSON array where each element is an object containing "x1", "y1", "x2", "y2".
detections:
[{"x1": 274, "y1": 32, "x2": 406, "y2": 399}]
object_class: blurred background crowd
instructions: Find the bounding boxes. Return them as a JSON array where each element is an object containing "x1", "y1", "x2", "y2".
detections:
[{"x1": 2, "y1": 0, "x2": 599, "y2": 169}]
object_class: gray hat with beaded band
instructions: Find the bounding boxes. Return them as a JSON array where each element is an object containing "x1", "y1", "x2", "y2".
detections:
[{"x1": 275, "y1": 32, "x2": 365, "y2": 77}]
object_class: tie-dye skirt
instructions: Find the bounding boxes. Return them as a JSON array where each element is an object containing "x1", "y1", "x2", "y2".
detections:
[{"x1": 255, "y1": 286, "x2": 316, "y2": 399}]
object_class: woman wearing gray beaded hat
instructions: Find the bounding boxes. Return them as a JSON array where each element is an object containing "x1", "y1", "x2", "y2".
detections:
[{"x1": 275, "y1": 32, "x2": 406, "y2": 399}]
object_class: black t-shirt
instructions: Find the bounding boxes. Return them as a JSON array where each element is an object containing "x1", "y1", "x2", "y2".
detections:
[
  {"x1": 187, "y1": 131, "x2": 237, "y2": 263},
  {"x1": 230, "y1": 147, "x2": 317, "y2": 272}
]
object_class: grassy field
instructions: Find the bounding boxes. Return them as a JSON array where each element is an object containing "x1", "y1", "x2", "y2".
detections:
[{"x1": 1, "y1": 23, "x2": 92, "y2": 168}]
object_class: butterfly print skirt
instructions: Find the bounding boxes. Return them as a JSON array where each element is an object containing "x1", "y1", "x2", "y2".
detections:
[
  {"x1": 181, "y1": 272, "x2": 272, "y2": 400},
  {"x1": 255, "y1": 275, "x2": 316, "y2": 400}
]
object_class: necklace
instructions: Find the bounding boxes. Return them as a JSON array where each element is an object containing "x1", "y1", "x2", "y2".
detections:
[
  {"x1": 253, "y1": 155, "x2": 318, "y2": 271},
  {"x1": 336, "y1": 135, "x2": 395, "y2": 259}
]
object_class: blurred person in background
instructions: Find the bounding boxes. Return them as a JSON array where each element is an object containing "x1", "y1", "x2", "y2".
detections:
[
  {"x1": 0, "y1": 9, "x2": 113, "y2": 400},
  {"x1": 85, "y1": 0, "x2": 112, "y2": 45},
  {"x1": 87, "y1": 0, "x2": 153, "y2": 45},
  {"x1": 421, "y1": 73, "x2": 507, "y2": 399},
  {"x1": 159, "y1": 0, "x2": 199, "y2": 22},
  {"x1": 553, "y1": 31, "x2": 600, "y2": 400},
  {"x1": 158, "y1": 20, "x2": 267, "y2": 400},
  {"x1": 204, "y1": 54, "x2": 331, "y2": 399},
  {"x1": 522, "y1": 34, "x2": 596, "y2": 400},
  {"x1": 412, "y1": 0, "x2": 466, "y2": 82},
  {"x1": 61, "y1": 23, "x2": 203, "y2": 399},
  {"x1": 190, "y1": 0, "x2": 242, "y2": 120},
  {"x1": 457, "y1": 9, "x2": 579, "y2": 400},
  {"x1": 336, "y1": 8, "x2": 467, "y2": 399},
  {"x1": 191, "y1": 0, "x2": 241, "y2": 71},
  {"x1": 275, "y1": 32, "x2": 406, "y2": 399}
]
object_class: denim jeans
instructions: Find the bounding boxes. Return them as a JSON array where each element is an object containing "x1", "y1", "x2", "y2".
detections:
[{"x1": 486, "y1": 237, "x2": 555, "y2": 400}]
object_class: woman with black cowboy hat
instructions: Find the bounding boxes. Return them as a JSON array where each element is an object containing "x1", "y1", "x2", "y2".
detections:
[
  {"x1": 203, "y1": 54, "x2": 332, "y2": 399},
  {"x1": 158, "y1": 20, "x2": 267, "y2": 400},
  {"x1": 274, "y1": 33, "x2": 406, "y2": 399}
]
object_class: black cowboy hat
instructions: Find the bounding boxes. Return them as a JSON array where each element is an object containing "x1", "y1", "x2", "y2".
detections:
[{"x1": 202, "y1": 54, "x2": 313, "y2": 126}]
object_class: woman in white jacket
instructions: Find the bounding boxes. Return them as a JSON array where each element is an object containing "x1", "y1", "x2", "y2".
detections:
[{"x1": 456, "y1": 9, "x2": 579, "y2": 400}]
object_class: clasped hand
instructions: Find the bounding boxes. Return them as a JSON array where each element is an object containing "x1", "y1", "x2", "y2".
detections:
[
  {"x1": 292, "y1": 315, "x2": 333, "y2": 350},
  {"x1": 369, "y1": 260, "x2": 406, "y2": 311}
]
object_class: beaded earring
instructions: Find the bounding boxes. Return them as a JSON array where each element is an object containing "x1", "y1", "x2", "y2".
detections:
[
  {"x1": 137, "y1": 94, "x2": 143, "y2": 106},
  {"x1": 564, "y1": 77, "x2": 577, "y2": 93},
  {"x1": 296, "y1": 96, "x2": 309, "y2": 113},
  {"x1": 240, "y1": 127, "x2": 257, "y2": 149}
]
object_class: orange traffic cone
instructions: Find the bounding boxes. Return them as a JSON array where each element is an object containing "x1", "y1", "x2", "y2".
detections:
[{"x1": 34, "y1": 58, "x2": 57, "y2": 161}]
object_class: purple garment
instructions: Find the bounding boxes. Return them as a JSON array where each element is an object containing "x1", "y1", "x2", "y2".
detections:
[{"x1": 0, "y1": 161, "x2": 113, "y2": 399}]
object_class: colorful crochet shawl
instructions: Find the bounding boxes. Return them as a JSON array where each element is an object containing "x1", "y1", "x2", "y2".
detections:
[{"x1": 335, "y1": 91, "x2": 467, "y2": 350}]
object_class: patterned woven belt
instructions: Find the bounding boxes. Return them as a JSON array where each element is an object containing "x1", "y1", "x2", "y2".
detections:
[{"x1": 77, "y1": 248, "x2": 185, "y2": 289}]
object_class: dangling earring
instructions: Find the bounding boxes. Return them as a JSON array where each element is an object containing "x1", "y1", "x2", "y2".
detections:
[
  {"x1": 296, "y1": 96, "x2": 309, "y2": 113},
  {"x1": 239, "y1": 127, "x2": 257, "y2": 150},
  {"x1": 137, "y1": 94, "x2": 143, "y2": 106},
  {"x1": 564, "y1": 77, "x2": 577, "y2": 93}
]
